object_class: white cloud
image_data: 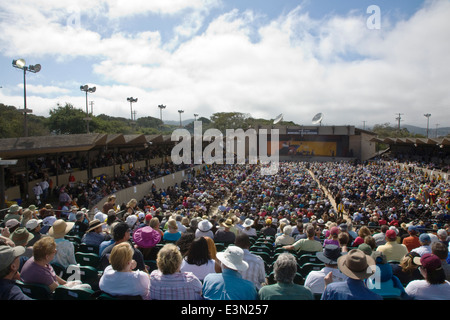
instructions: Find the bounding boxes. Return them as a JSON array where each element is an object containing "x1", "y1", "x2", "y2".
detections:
[{"x1": 1, "y1": 1, "x2": 449, "y2": 128}]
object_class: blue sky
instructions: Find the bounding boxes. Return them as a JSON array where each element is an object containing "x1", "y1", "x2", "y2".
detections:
[{"x1": 0, "y1": 0, "x2": 449, "y2": 129}]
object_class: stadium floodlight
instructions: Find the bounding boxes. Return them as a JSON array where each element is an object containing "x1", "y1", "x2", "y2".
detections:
[
  {"x1": 178, "y1": 109, "x2": 184, "y2": 127},
  {"x1": 424, "y1": 113, "x2": 431, "y2": 138},
  {"x1": 127, "y1": 97, "x2": 138, "y2": 121},
  {"x1": 12, "y1": 58, "x2": 41, "y2": 137},
  {"x1": 80, "y1": 85, "x2": 96, "y2": 133},
  {"x1": 158, "y1": 104, "x2": 166, "y2": 129}
]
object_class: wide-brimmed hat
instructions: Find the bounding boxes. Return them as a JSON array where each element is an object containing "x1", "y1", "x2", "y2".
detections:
[
  {"x1": 316, "y1": 244, "x2": 342, "y2": 265},
  {"x1": 221, "y1": 218, "x2": 234, "y2": 228},
  {"x1": 10, "y1": 227, "x2": 34, "y2": 246},
  {"x1": 86, "y1": 219, "x2": 106, "y2": 233},
  {"x1": 0, "y1": 245, "x2": 25, "y2": 270},
  {"x1": 49, "y1": 219, "x2": 74, "y2": 239},
  {"x1": 198, "y1": 220, "x2": 213, "y2": 232},
  {"x1": 133, "y1": 226, "x2": 161, "y2": 248},
  {"x1": 216, "y1": 246, "x2": 249, "y2": 272},
  {"x1": 8, "y1": 204, "x2": 22, "y2": 213},
  {"x1": 337, "y1": 249, "x2": 376, "y2": 280},
  {"x1": 243, "y1": 218, "x2": 254, "y2": 228}
]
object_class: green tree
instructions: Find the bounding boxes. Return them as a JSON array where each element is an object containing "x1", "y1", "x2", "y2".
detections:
[{"x1": 48, "y1": 103, "x2": 88, "y2": 134}]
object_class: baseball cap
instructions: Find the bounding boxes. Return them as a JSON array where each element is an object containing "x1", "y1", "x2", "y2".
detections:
[
  {"x1": 414, "y1": 253, "x2": 442, "y2": 271},
  {"x1": 385, "y1": 229, "x2": 397, "y2": 240},
  {"x1": 0, "y1": 246, "x2": 25, "y2": 270}
]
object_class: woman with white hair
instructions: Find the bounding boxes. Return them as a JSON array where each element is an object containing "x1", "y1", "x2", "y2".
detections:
[{"x1": 275, "y1": 225, "x2": 295, "y2": 246}]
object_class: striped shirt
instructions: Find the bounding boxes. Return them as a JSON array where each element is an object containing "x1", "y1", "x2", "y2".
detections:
[
  {"x1": 149, "y1": 270, "x2": 202, "y2": 300},
  {"x1": 240, "y1": 249, "x2": 266, "y2": 290}
]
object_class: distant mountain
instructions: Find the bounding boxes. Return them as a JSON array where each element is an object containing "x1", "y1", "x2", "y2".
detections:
[
  {"x1": 163, "y1": 118, "x2": 195, "y2": 126},
  {"x1": 402, "y1": 124, "x2": 450, "y2": 138}
]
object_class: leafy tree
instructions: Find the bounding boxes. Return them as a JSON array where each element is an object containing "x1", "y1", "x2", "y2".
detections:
[{"x1": 48, "y1": 103, "x2": 88, "y2": 134}]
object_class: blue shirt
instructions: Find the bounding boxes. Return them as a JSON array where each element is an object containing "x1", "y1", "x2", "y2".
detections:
[
  {"x1": 202, "y1": 268, "x2": 258, "y2": 300},
  {"x1": 321, "y1": 278, "x2": 383, "y2": 300}
]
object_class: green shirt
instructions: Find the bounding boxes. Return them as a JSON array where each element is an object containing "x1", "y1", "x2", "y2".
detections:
[
  {"x1": 292, "y1": 238, "x2": 323, "y2": 252},
  {"x1": 258, "y1": 282, "x2": 313, "y2": 300}
]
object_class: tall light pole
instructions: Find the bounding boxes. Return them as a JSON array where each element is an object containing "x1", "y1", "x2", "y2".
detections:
[
  {"x1": 158, "y1": 104, "x2": 166, "y2": 130},
  {"x1": 424, "y1": 113, "x2": 431, "y2": 138},
  {"x1": 12, "y1": 59, "x2": 41, "y2": 137},
  {"x1": 127, "y1": 97, "x2": 138, "y2": 121},
  {"x1": 395, "y1": 113, "x2": 404, "y2": 131},
  {"x1": 178, "y1": 109, "x2": 184, "y2": 127},
  {"x1": 80, "y1": 85, "x2": 96, "y2": 133},
  {"x1": 194, "y1": 113, "x2": 199, "y2": 121}
]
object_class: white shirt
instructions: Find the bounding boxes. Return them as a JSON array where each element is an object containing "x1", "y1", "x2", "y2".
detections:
[
  {"x1": 180, "y1": 259, "x2": 216, "y2": 281},
  {"x1": 241, "y1": 227, "x2": 257, "y2": 237},
  {"x1": 99, "y1": 265, "x2": 150, "y2": 299},
  {"x1": 304, "y1": 266, "x2": 348, "y2": 294},
  {"x1": 411, "y1": 245, "x2": 432, "y2": 256},
  {"x1": 195, "y1": 229, "x2": 214, "y2": 240},
  {"x1": 405, "y1": 280, "x2": 450, "y2": 300},
  {"x1": 239, "y1": 249, "x2": 266, "y2": 290}
]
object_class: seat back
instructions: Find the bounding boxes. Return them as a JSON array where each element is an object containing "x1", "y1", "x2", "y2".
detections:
[
  {"x1": 75, "y1": 252, "x2": 100, "y2": 268},
  {"x1": 299, "y1": 262, "x2": 325, "y2": 278},
  {"x1": 53, "y1": 286, "x2": 94, "y2": 300},
  {"x1": 16, "y1": 280, "x2": 52, "y2": 300},
  {"x1": 298, "y1": 254, "x2": 321, "y2": 266},
  {"x1": 78, "y1": 244, "x2": 100, "y2": 255}
]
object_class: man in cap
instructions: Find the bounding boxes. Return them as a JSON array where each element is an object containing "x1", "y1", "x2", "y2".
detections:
[
  {"x1": 0, "y1": 245, "x2": 32, "y2": 300},
  {"x1": 202, "y1": 245, "x2": 258, "y2": 300},
  {"x1": 3, "y1": 204, "x2": 23, "y2": 225},
  {"x1": 25, "y1": 219, "x2": 42, "y2": 246},
  {"x1": 260, "y1": 218, "x2": 277, "y2": 237},
  {"x1": 321, "y1": 249, "x2": 382, "y2": 300},
  {"x1": 411, "y1": 233, "x2": 432, "y2": 256},
  {"x1": 376, "y1": 229, "x2": 408, "y2": 262},
  {"x1": 304, "y1": 244, "x2": 347, "y2": 295},
  {"x1": 99, "y1": 221, "x2": 146, "y2": 272},
  {"x1": 81, "y1": 219, "x2": 107, "y2": 246},
  {"x1": 214, "y1": 218, "x2": 236, "y2": 245},
  {"x1": 402, "y1": 225, "x2": 421, "y2": 252}
]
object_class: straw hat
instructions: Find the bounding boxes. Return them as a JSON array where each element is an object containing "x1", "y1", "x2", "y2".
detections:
[
  {"x1": 221, "y1": 218, "x2": 234, "y2": 228},
  {"x1": 86, "y1": 219, "x2": 106, "y2": 233},
  {"x1": 49, "y1": 219, "x2": 74, "y2": 239}
]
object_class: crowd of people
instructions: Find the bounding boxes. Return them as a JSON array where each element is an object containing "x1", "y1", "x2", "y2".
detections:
[{"x1": 1, "y1": 159, "x2": 449, "y2": 300}]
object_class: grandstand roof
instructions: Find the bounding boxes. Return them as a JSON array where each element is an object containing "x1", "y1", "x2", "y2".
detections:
[
  {"x1": 369, "y1": 136, "x2": 449, "y2": 147},
  {"x1": 0, "y1": 133, "x2": 172, "y2": 159}
]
